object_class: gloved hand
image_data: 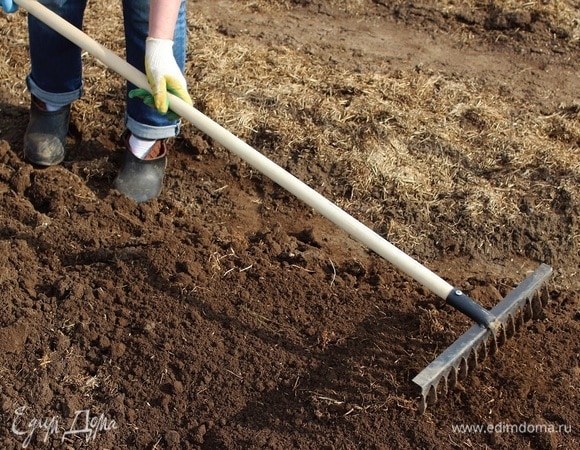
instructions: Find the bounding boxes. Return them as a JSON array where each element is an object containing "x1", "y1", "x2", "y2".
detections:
[
  {"x1": 1, "y1": 0, "x2": 18, "y2": 13},
  {"x1": 129, "y1": 88, "x2": 182, "y2": 122},
  {"x1": 130, "y1": 37, "x2": 192, "y2": 119}
]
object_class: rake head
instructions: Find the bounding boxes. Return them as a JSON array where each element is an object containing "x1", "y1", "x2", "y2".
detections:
[{"x1": 412, "y1": 263, "x2": 552, "y2": 413}]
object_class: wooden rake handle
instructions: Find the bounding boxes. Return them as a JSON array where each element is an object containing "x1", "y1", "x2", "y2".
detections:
[{"x1": 15, "y1": 0, "x2": 456, "y2": 301}]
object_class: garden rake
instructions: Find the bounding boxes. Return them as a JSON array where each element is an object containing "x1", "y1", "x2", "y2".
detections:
[{"x1": 16, "y1": 0, "x2": 553, "y2": 413}]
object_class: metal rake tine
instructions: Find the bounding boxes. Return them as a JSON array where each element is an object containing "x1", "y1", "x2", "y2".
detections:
[{"x1": 413, "y1": 264, "x2": 552, "y2": 413}]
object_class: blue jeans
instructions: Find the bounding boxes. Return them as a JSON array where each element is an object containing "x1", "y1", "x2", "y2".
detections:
[{"x1": 26, "y1": 0, "x2": 187, "y2": 140}]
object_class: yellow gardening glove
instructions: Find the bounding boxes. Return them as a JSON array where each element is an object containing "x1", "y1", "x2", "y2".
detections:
[{"x1": 140, "y1": 37, "x2": 192, "y2": 115}]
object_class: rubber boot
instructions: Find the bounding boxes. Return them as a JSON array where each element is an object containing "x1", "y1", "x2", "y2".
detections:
[
  {"x1": 24, "y1": 96, "x2": 70, "y2": 166},
  {"x1": 113, "y1": 132, "x2": 167, "y2": 203}
]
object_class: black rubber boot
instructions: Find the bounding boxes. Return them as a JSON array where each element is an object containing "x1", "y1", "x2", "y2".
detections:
[
  {"x1": 113, "y1": 133, "x2": 167, "y2": 203},
  {"x1": 24, "y1": 96, "x2": 70, "y2": 166}
]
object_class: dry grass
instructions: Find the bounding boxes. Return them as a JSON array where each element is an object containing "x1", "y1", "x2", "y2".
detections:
[
  {"x1": 0, "y1": 0, "x2": 577, "y2": 267},
  {"x1": 185, "y1": 7, "x2": 578, "y2": 249}
]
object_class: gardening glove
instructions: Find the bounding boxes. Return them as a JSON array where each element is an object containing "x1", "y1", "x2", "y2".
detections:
[
  {"x1": 130, "y1": 37, "x2": 192, "y2": 119},
  {"x1": 1, "y1": 0, "x2": 17, "y2": 13}
]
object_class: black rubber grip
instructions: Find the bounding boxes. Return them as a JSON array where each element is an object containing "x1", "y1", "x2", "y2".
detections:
[{"x1": 446, "y1": 289, "x2": 497, "y2": 327}]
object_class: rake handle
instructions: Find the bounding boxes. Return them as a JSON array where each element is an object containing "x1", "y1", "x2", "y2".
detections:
[{"x1": 16, "y1": 0, "x2": 493, "y2": 319}]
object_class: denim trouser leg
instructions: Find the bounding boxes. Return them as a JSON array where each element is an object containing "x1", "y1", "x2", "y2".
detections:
[
  {"x1": 123, "y1": 0, "x2": 187, "y2": 140},
  {"x1": 27, "y1": 0, "x2": 188, "y2": 141},
  {"x1": 27, "y1": 0, "x2": 87, "y2": 107}
]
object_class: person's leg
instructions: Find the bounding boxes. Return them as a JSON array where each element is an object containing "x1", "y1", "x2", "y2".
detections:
[
  {"x1": 122, "y1": 0, "x2": 186, "y2": 140},
  {"x1": 115, "y1": 0, "x2": 187, "y2": 202},
  {"x1": 27, "y1": 0, "x2": 87, "y2": 105},
  {"x1": 25, "y1": 0, "x2": 88, "y2": 165}
]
